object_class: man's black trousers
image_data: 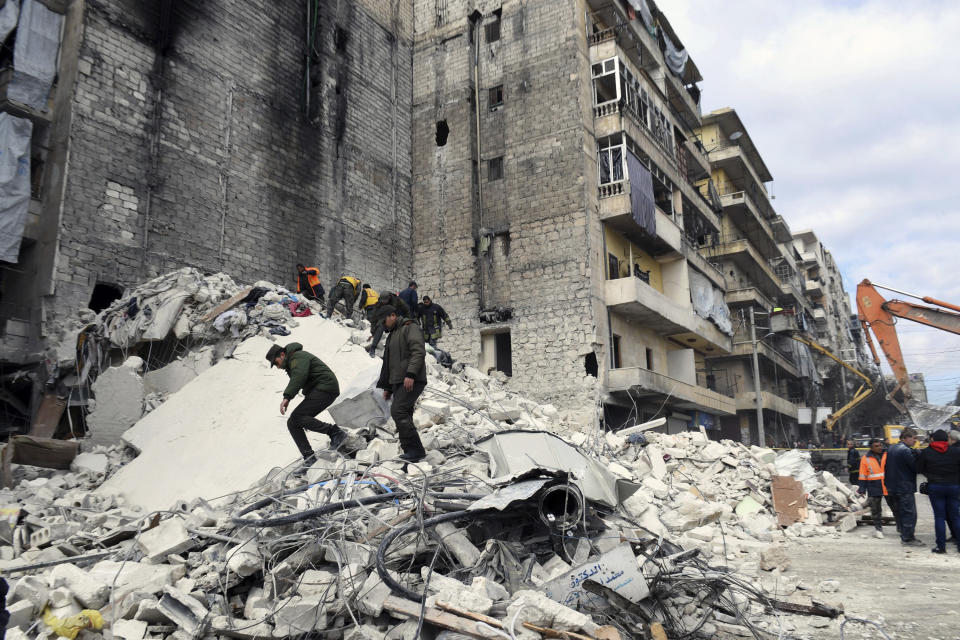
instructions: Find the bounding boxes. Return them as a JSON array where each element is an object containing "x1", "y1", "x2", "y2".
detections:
[{"x1": 287, "y1": 389, "x2": 340, "y2": 461}]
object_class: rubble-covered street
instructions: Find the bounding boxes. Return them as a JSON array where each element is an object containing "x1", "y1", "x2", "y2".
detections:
[{"x1": 2, "y1": 270, "x2": 949, "y2": 640}]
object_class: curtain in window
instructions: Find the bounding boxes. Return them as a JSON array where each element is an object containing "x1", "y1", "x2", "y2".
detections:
[{"x1": 626, "y1": 150, "x2": 655, "y2": 236}]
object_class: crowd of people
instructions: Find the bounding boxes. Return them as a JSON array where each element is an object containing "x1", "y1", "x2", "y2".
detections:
[
  {"x1": 260, "y1": 265, "x2": 460, "y2": 468},
  {"x1": 848, "y1": 428, "x2": 960, "y2": 553},
  {"x1": 295, "y1": 265, "x2": 454, "y2": 354}
]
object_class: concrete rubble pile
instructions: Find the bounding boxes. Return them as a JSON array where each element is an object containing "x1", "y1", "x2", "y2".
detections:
[{"x1": 4, "y1": 270, "x2": 869, "y2": 639}]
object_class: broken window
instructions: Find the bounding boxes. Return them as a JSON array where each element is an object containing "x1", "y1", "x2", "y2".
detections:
[
  {"x1": 88, "y1": 282, "x2": 122, "y2": 313},
  {"x1": 435, "y1": 120, "x2": 449, "y2": 146},
  {"x1": 488, "y1": 156, "x2": 503, "y2": 181},
  {"x1": 591, "y1": 57, "x2": 618, "y2": 106},
  {"x1": 611, "y1": 338, "x2": 622, "y2": 369},
  {"x1": 584, "y1": 351, "x2": 599, "y2": 377},
  {"x1": 598, "y1": 134, "x2": 624, "y2": 184},
  {"x1": 488, "y1": 85, "x2": 503, "y2": 109},
  {"x1": 485, "y1": 10, "x2": 501, "y2": 42}
]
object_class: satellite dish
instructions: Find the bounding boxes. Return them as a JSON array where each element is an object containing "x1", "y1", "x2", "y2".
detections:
[{"x1": 729, "y1": 131, "x2": 743, "y2": 142}]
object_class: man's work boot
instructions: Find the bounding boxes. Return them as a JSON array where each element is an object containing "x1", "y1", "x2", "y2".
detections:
[
  {"x1": 901, "y1": 538, "x2": 925, "y2": 547},
  {"x1": 399, "y1": 450, "x2": 426, "y2": 463},
  {"x1": 330, "y1": 430, "x2": 348, "y2": 451}
]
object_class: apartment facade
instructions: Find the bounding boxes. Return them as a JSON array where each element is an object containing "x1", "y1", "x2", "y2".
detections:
[{"x1": 411, "y1": 0, "x2": 738, "y2": 432}]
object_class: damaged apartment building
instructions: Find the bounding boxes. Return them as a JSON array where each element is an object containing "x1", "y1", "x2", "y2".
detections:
[
  {"x1": 1, "y1": 0, "x2": 867, "y2": 445},
  {"x1": 0, "y1": 0, "x2": 415, "y2": 429}
]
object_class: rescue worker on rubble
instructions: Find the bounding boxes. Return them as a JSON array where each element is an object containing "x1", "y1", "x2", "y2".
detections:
[
  {"x1": 267, "y1": 343, "x2": 349, "y2": 465},
  {"x1": 366, "y1": 290, "x2": 410, "y2": 356},
  {"x1": 417, "y1": 295, "x2": 453, "y2": 346},
  {"x1": 376, "y1": 305, "x2": 427, "y2": 462},
  {"x1": 857, "y1": 438, "x2": 887, "y2": 539},
  {"x1": 295, "y1": 264, "x2": 325, "y2": 302},
  {"x1": 399, "y1": 281, "x2": 418, "y2": 317},
  {"x1": 359, "y1": 283, "x2": 380, "y2": 325},
  {"x1": 846, "y1": 439, "x2": 861, "y2": 486},
  {"x1": 325, "y1": 275, "x2": 362, "y2": 319}
]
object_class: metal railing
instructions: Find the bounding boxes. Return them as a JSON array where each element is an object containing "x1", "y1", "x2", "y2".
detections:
[{"x1": 714, "y1": 179, "x2": 776, "y2": 220}]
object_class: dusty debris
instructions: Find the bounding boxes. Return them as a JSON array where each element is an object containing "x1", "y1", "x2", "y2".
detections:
[{"x1": 0, "y1": 269, "x2": 874, "y2": 640}]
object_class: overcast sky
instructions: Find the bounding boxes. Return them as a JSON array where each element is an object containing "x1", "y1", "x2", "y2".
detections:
[{"x1": 665, "y1": 0, "x2": 960, "y2": 405}]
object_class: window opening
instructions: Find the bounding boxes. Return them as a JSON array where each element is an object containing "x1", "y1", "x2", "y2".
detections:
[
  {"x1": 645, "y1": 348, "x2": 654, "y2": 371},
  {"x1": 485, "y1": 10, "x2": 501, "y2": 42},
  {"x1": 494, "y1": 332, "x2": 512, "y2": 376},
  {"x1": 435, "y1": 120, "x2": 449, "y2": 146},
  {"x1": 88, "y1": 282, "x2": 122, "y2": 313},
  {"x1": 597, "y1": 133, "x2": 624, "y2": 185},
  {"x1": 611, "y1": 337, "x2": 622, "y2": 369},
  {"x1": 591, "y1": 57, "x2": 618, "y2": 106},
  {"x1": 488, "y1": 85, "x2": 503, "y2": 109},
  {"x1": 585, "y1": 352, "x2": 599, "y2": 377},
  {"x1": 488, "y1": 156, "x2": 503, "y2": 181}
]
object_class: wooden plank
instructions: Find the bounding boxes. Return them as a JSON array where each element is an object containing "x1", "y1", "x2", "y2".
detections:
[
  {"x1": 200, "y1": 287, "x2": 253, "y2": 322},
  {"x1": 30, "y1": 393, "x2": 68, "y2": 438},
  {"x1": 435, "y1": 601, "x2": 505, "y2": 628},
  {"x1": 9, "y1": 436, "x2": 79, "y2": 469},
  {"x1": 771, "y1": 475, "x2": 808, "y2": 527},
  {"x1": 522, "y1": 622, "x2": 595, "y2": 640},
  {"x1": 382, "y1": 595, "x2": 503, "y2": 639}
]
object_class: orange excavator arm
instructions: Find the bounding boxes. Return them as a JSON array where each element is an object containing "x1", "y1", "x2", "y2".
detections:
[{"x1": 856, "y1": 279, "x2": 960, "y2": 411}]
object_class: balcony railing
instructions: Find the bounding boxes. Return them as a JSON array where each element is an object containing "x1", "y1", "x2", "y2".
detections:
[
  {"x1": 588, "y1": 26, "x2": 616, "y2": 46},
  {"x1": 599, "y1": 180, "x2": 625, "y2": 198},
  {"x1": 715, "y1": 180, "x2": 776, "y2": 221}
]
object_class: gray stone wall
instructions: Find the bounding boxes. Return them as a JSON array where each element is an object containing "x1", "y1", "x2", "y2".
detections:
[
  {"x1": 49, "y1": 0, "x2": 414, "y2": 327},
  {"x1": 411, "y1": 0, "x2": 599, "y2": 405}
]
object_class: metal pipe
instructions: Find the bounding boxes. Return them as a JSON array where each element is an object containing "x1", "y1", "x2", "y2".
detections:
[
  {"x1": 749, "y1": 307, "x2": 765, "y2": 447},
  {"x1": 473, "y1": 15, "x2": 485, "y2": 309},
  {"x1": 537, "y1": 483, "x2": 583, "y2": 531}
]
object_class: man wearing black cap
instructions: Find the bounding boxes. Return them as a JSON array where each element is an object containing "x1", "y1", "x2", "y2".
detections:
[
  {"x1": 266, "y1": 343, "x2": 347, "y2": 463},
  {"x1": 376, "y1": 305, "x2": 428, "y2": 462}
]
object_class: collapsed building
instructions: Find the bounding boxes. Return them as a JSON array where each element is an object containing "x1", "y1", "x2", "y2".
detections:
[{"x1": 0, "y1": 271, "x2": 871, "y2": 639}]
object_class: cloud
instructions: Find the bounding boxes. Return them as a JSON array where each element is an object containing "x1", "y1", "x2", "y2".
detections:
[{"x1": 665, "y1": 0, "x2": 960, "y2": 403}]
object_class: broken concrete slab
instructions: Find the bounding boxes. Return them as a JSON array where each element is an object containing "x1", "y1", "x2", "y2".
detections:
[
  {"x1": 87, "y1": 356, "x2": 146, "y2": 447},
  {"x1": 156, "y1": 585, "x2": 210, "y2": 636},
  {"x1": 142, "y1": 348, "x2": 214, "y2": 396},
  {"x1": 136, "y1": 517, "x2": 197, "y2": 563}
]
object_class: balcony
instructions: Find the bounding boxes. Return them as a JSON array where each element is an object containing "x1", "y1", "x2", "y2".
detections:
[
  {"x1": 728, "y1": 341, "x2": 800, "y2": 379},
  {"x1": 607, "y1": 366, "x2": 736, "y2": 416},
  {"x1": 813, "y1": 307, "x2": 827, "y2": 324},
  {"x1": 770, "y1": 215, "x2": 792, "y2": 243},
  {"x1": 799, "y1": 251, "x2": 818, "y2": 268},
  {"x1": 735, "y1": 391, "x2": 800, "y2": 419},
  {"x1": 605, "y1": 276, "x2": 732, "y2": 353},
  {"x1": 664, "y1": 69, "x2": 701, "y2": 131},
  {"x1": 804, "y1": 279, "x2": 823, "y2": 297},
  {"x1": 715, "y1": 184, "x2": 779, "y2": 259},
  {"x1": 702, "y1": 238, "x2": 781, "y2": 300},
  {"x1": 779, "y1": 279, "x2": 808, "y2": 309},
  {"x1": 725, "y1": 287, "x2": 776, "y2": 310},
  {"x1": 598, "y1": 180, "x2": 682, "y2": 253}
]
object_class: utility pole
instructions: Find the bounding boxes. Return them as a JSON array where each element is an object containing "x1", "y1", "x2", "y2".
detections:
[{"x1": 749, "y1": 307, "x2": 766, "y2": 447}]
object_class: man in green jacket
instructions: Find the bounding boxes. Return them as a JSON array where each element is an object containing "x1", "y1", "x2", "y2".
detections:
[
  {"x1": 375, "y1": 306, "x2": 428, "y2": 462},
  {"x1": 266, "y1": 342, "x2": 347, "y2": 463}
]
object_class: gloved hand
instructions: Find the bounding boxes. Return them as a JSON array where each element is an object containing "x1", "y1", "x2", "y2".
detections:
[
  {"x1": 857, "y1": 488, "x2": 865, "y2": 495},
  {"x1": 446, "y1": 321, "x2": 453, "y2": 329}
]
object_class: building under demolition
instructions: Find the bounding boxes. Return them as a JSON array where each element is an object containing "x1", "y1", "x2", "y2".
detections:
[{"x1": 1, "y1": 0, "x2": 870, "y2": 444}]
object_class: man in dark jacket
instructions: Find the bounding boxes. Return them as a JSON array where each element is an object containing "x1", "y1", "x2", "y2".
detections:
[
  {"x1": 367, "y1": 291, "x2": 410, "y2": 356},
  {"x1": 417, "y1": 296, "x2": 453, "y2": 346},
  {"x1": 376, "y1": 306, "x2": 428, "y2": 462},
  {"x1": 399, "y1": 281, "x2": 418, "y2": 316},
  {"x1": 846, "y1": 439, "x2": 861, "y2": 486},
  {"x1": 857, "y1": 438, "x2": 887, "y2": 539},
  {"x1": 916, "y1": 429, "x2": 960, "y2": 553},
  {"x1": 885, "y1": 427, "x2": 923, "y2": 546},
  {"x1": 296, "y1": 264, "x2": 325, "y2": 301},
  {"x1": 267, "y1": 343, "x2": 347, "y2": 463}
]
